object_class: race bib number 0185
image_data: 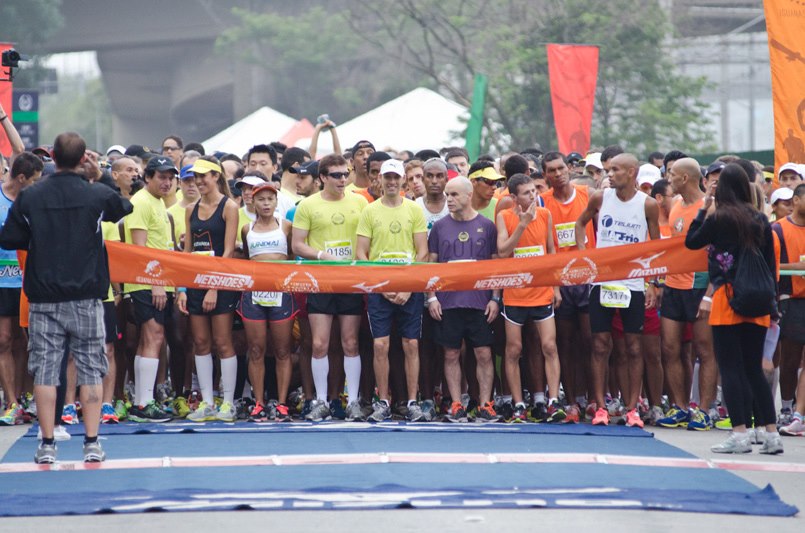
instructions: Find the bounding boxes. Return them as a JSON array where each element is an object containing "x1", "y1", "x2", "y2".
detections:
[{"x1": 324, "y1": 240, "x2": 352, "y2": 260}]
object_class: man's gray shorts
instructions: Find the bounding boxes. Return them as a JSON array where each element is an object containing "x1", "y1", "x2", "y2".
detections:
[{"x1": 28, "y1": 299, "x2": 108, "y2": 387}]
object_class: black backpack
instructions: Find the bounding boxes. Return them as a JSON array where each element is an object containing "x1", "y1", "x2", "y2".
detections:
[{"x1": 726, "y1": 247, "x2": 776, "y2": 317}]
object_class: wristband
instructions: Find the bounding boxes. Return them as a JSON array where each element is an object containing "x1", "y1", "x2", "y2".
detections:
[
  {"x1": 427, "y1": 296, "x2": 438, "y2": 304},
  {"x1": 317, "y1": 250, "x2": 323, "y2": 260},
  {"x1": 177, "y1": 287, "x2": 187, "y2": 293},
  {"x1": 702, "y1": 296, "x2": 712, "y2": 303}
]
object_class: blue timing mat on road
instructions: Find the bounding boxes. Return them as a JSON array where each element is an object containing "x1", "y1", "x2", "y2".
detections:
[{"x1": 0, "y1": 422, "x2": 798, "y2": 517}]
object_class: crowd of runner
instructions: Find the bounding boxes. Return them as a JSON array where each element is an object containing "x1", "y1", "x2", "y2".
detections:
[{"x1": 0, "y1": 105, "x2": 803, "y2": 463}]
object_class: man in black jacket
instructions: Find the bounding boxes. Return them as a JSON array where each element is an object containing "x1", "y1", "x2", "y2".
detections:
[{"x1": 0, "y1": 132, "x2": 132, "y2": 464}]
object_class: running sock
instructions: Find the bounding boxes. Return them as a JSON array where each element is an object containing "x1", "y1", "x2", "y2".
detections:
[
  {"x1": 343, "y1": 355, "x2": 361, "y2": 404},
  {"x1": 782, "y1": 399, "x2": 794, "y2": 411},
  {"x1": 194, "y1": 354, "x2": 214, "y2": 404},
  {"x1": 42, "y1": 437, "x2": 55, "y2": 446},
  {"x1": 84, "y1": 435, "x2": 97, "y2": 445},
  {"x1": 408, "y1": 399, "x2": 417, "y2": 407},
  {"x1": 220, "y1": 356, "x2": 237, "y2": 405},
  {"x1": 533, "y1": 392, "x2": 546, "y2": 405},
  {"x1": 138, "y1": 357, "x2": 159, "y2": 406},
  {"x1": 312, "y1": 356, "x2": 329, "y2": 401},
  {"x1": 133, "y1": 355, "x2": 143, "y2": 406},
  {"x1": 549, "y1": 397, "x2": 559, "y2": 406}
]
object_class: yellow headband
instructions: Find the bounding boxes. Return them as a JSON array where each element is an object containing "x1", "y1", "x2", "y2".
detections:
[
  {"x1": 189, "y1": 159, "x2": 223, "y2": 175},
  {"x1": 468, "y1": 167, "x2": 504, "y2": 181}
]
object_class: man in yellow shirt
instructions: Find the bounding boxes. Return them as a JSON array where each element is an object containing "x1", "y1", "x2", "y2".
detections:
[
  {"x1": 122, "y1": 156, "x2": 175, "y2": 423},
  {"x1": 292, "y1": 153, "x2": 368, "y2": 422},
  {"x1": 356, "y1": 159, "x2": 428, "y2": 422}
]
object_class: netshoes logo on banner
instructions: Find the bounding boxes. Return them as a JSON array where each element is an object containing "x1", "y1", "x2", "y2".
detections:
[{"x1": 106, "y1": 236, "x2": 705, "y2": 294}]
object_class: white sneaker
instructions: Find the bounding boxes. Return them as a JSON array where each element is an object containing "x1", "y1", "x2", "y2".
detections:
[
  {"x1": 780, "y1": 416, "x2": 805, "y2": 437},
  {"x1": 37, "y1": 425, "x2": 71, "y2": 441},
  {"x1": 711, "y1": 432, "x2": 751, "y2": 454}
]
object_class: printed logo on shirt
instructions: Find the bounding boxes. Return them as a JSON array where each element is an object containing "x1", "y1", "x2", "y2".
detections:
[
  {"x1": 331, "y1": 213, "x2": 345, "y2": 225},
  {"x1": 673, "y1": 217, "x2": 685, "y2": 233},
  {"x1": 389, "y1": 220, "x2": 402, "y2": 234},
  {"x1": 458, "y1": 231, "x2": 469, "y2": 242}
]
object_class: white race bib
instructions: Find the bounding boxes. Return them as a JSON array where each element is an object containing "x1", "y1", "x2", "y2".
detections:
[
  {"x1": 324, "y1": 240, "x2": 352, "y2": 260},
  {"x1": 252, "y1": 291, "x2": 282, "y2": 307},
  {"x1": 555, "y1": 222, "x2": 577, "y2": 248},
  {"x1": 378, "y1": 251, "x2": 412, "y2": 264},
  {"x1": 513, "y1": 245, "x2": 544, "y2": 258},
  {"x1": 600, "y1": 284, "x2": 631, "y2": 308}
]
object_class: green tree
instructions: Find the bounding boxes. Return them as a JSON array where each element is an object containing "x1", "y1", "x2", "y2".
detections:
[
  {"x1": 348, "y1": 0, "x2": 716, "y2": 154},
  {"x1": 215, "y1": 4, "x2": 429, "y2": 124},
  {"x1": 0, "y1": 0, "x2": 64, "y2": 88}
]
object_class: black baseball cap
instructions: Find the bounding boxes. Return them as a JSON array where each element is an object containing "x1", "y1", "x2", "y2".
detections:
[
  {"x1": 289, "y1": 160, "x2": 319, "y2": 177},
  {"x1": 145, "y1": 156, "x2": 178, "y2": 174},
  {"x1": 350, "y1": 140, "x2": 375, "y2": 155},
  {"x1": 705, "y1": 162, "x2": 726, "y2": 177},
  {"x1": 567, "y1": 152, "x2": 583, "y2": 164}
]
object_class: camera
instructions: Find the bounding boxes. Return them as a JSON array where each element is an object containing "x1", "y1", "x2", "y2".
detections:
[
  {"x1": 1, "y1": 49, "x2": 28, "y2": 82},
  {"x1": 1, "y1": 49, "x2": 26, "y2": 68}
]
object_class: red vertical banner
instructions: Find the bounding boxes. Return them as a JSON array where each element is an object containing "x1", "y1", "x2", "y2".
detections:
[
  {"x1": 765, "y1": 4, "x2": 805, "y2": 168},
  {"x1": 0, "y1": 43, "x2": 13, "y2": 157},
  {"x1": 546, "y1": 44, "x2": 599, "y2": 156}
]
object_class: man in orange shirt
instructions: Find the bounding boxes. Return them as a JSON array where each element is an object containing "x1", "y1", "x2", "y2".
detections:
[
  {"x1": 658, "y1": 157, "x2": 717, "y2": 431},
  {"x1": 496, "y1": 175, "x2": 563, "y2": 423},
  {"x1": 540, "y1": 152, "x2": 596, "y2": 422}
]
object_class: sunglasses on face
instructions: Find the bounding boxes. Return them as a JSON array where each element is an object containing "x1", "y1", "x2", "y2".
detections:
[
  {"x1": 477, "y1": 178, "x2": 498, "y2": 186},
  {"x1": 327, "y1": 171, "x2": 349, "y2": 179}
]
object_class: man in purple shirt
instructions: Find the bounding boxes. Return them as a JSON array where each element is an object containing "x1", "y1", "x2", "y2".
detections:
[{"x1": 427, "y1": 176, "x2": 501, "y2": 423}]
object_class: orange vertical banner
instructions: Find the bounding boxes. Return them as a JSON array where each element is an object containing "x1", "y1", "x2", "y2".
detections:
[
  {"x1": 0, "y1": 43, "x2": 13, "y2": 157},
  {"x1": 546, "y1": 44, "x2": 599, "y2": 156},
  {"x1": 765, "y1": 3, "x2": 805, "y2": 168}
]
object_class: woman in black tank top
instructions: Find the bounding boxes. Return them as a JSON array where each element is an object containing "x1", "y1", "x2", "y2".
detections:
[{"x1": 176, "y1": 156, "x2": 241, "y2": 423}]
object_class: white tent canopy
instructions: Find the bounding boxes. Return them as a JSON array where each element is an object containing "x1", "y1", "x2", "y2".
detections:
[
  {"x1": 203, "y1": 106, "x2": 298, "y2": 157},
  {"x1": 297, "y1": 87, "x2": 469, "y2": 155}
]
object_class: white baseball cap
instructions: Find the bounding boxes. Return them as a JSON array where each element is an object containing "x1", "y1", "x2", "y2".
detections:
[
  {"x1": 770, "y1": 187, "x2": 794, "y2": 205},
  {"x1": 637, "y1": 163, "x2": 661, "y2": 187},
  {"x1": 380, "y1": 159, "x2": 405, "y2": 177},
  {"x1": 584, "y1": 153, "x2": 603, "y2": 170},
  {"x1": 235, "y1": 175, "x2": 266, "y2": 189},
  {"x1": 778, "y1": 162, "x2": 803, "y2": 178}
]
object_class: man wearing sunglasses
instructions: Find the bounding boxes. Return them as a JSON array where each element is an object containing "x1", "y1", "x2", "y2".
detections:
[
  {"x1": 468, "y1": 161, "x2": 505, "y2": 221},
  {"x1": 292, "y1": 153, "x2": 369, "y2": 422}
]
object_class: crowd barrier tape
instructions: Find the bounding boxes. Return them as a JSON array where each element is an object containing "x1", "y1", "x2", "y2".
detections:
[{"x1": 105, "y1": 237, "x2": 710, "y2": 294}]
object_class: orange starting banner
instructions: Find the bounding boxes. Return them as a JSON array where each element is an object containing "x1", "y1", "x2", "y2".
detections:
[{"x1": 106, "y1": 237, "x2": 706, "y2": 294}]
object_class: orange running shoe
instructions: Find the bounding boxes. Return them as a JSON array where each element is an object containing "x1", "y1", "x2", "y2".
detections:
[{"x1": 592, "y1": 407, "x2": 609, "y2": 426}]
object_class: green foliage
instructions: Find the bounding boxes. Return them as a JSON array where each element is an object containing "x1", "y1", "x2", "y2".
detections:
[
  {"x1": 216, "y1": 5, "x2": 425, "y2": 123},
  {"x1": 0, "y1": 0, "x2": 64, "y2": 88},
  {"x1": 216, "y1": 0, "x2": 715, "y2": 154}
]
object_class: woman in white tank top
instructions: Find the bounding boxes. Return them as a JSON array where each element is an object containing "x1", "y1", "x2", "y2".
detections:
[{"x1": 238, "y1": 182, "x2": 298, "y2": 421}]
